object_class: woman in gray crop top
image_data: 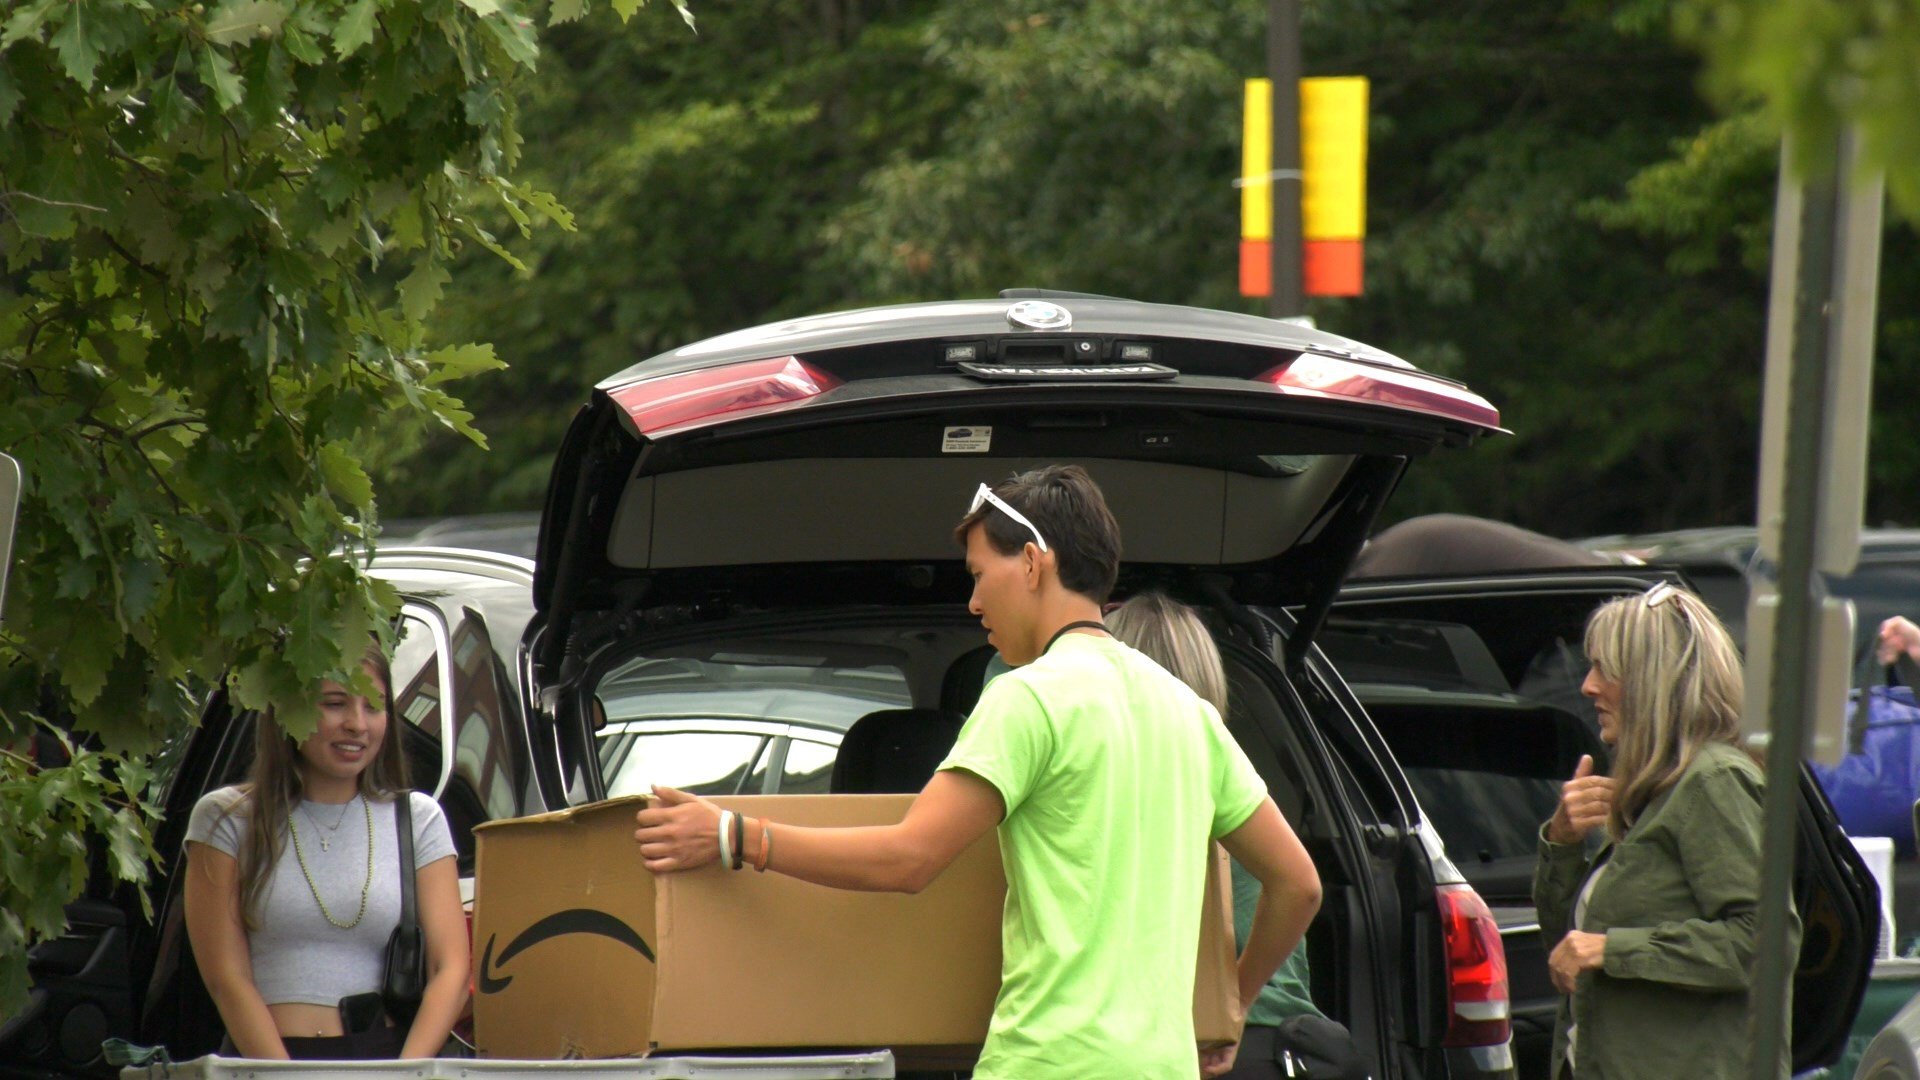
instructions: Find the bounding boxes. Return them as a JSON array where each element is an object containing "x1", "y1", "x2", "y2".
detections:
[{"x1": 184, "y1": 642, "x2": 469, "y2": 1060}]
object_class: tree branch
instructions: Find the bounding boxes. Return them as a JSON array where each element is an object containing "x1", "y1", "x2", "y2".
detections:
[{"x1": 1, "y1": 191, "x2": 111, "y2": 214}]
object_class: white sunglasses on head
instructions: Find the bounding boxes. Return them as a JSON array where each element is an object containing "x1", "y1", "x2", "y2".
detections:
[
  {"x1": 1644, "y1": 582, "x2": 1679, "y2": 609},
  {"x1": 969, "y1": 483, "x2": 1049, "y2": 552}
]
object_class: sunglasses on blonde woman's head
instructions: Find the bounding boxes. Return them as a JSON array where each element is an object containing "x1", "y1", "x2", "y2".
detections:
[
  {"x1": 969, "y1": 483, "x2": 1049, "y2": 553},
  {"x1": 1644, "y1": 582, "x2": 1679, "y2": 609}
]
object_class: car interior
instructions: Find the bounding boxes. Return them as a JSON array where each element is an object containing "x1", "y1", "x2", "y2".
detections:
[{"x1": 578, "y1": 608, "x2": 1355, "y2": 1027}]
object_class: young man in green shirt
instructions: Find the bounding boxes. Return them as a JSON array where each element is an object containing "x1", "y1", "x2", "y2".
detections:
[{"x1": 636, "y1": 464, "x2": 1322, "y2": 1078}]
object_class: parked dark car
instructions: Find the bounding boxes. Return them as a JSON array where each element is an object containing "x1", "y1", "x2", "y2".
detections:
[
  {"x1": 1577, "y1": 526, "x2": 1920, "y2": 660},
  {"x1": 8, "y1": 293, "x2": 1880, "y2": 1080},
  {"x1": 519, "y1": 291, "x2": 1514, "y2": 1079},
  {"x1": 1321, "y1": 570, "x2": 1881, "y2": 1080}
]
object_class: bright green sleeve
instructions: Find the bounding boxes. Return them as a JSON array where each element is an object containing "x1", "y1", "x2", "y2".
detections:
[
  {"x1": 1204, "y1": 702, "x2": 1268, "y2": 839},
  {"x1": 938, "y1": 674, "x2": 1054, "y2": 818}
]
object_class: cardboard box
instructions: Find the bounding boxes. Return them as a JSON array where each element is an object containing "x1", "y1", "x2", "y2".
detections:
[{"x1": 472, "y1": 794, "x2": 1243, "y2": 1060}]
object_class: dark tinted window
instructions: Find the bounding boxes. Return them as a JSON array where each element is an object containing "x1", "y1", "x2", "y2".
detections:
[{"x1": 1405, "y1": 767, "x2": 1561, "y2": 866}]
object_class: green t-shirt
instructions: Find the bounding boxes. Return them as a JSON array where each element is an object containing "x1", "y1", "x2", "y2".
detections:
[{"x1": 939, "y1": 634, "x2": 1268, "y2": 1080}]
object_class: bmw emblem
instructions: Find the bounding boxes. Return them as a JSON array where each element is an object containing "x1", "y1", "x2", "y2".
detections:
[{"x1": 1007, "y1": 300, "x2": 1072, "y2": 331}]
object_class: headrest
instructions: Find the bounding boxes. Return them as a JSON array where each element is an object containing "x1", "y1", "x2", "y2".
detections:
[{"x1": 830, "y1": 708, "x2": 965, "y2": 795}]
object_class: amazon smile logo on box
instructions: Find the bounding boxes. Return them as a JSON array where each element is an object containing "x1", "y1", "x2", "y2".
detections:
[{"x1": 476, "y1": 908, "x2": 655, "y2": 995}]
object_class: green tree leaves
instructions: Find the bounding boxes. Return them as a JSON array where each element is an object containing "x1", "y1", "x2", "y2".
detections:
[
  {"x1": 1679, "y1": 0, "x2": 1920, "y2": 217},
  {"x1": 0, "y1": 0, "x2": 690, "y2": 1022}
]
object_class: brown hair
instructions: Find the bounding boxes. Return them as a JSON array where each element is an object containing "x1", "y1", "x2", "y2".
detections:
[
  {"x1": 228, "y1": 641, "x2": 407, "y2": 929},
  {"x1": 952, "y1": 464, "x2": 1123, "y2": 603},
  {"x1": 1583, "y1": 585, "x2": 1745, "y2": 839}
]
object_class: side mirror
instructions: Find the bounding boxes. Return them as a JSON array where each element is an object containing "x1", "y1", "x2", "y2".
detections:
[{"x1": 0, "y1": 451, "x2": 18, "y2": 624}]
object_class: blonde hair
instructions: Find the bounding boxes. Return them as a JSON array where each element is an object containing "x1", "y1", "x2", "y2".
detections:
[
  {"x1": 1107, "y1": 592, "x2": 1229, "y2": 718},
  {"x1": 1583, "y1": 584, "x2": 1745, "y2": 839}
]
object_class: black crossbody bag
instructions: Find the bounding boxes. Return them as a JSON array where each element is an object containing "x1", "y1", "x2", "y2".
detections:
[{"x1": 380, "y1": 793, "x2": 427, "y2": 1026}]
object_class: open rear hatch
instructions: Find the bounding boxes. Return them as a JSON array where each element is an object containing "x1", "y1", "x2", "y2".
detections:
[{"x1": 532, "y1": 294, "x2": 1503, "y2": 677}]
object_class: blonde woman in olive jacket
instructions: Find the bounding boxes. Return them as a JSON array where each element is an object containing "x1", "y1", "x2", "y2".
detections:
[{"x1": 1533, "y1": 583, "x2": 1798, "y2": 1080}]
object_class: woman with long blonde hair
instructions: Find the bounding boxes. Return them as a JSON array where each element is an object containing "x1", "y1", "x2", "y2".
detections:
[
  {"x1": 1535, "y1": 582, "x2": 1796, "y2": 1079},
  {"x1": 184, "y1": 641, "x2": 469, "y2": 1059},
  {"x1": 1109, "y1": 593, "x2": 1355, "y2": 1080}
]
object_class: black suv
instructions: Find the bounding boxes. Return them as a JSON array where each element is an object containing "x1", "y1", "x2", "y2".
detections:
[
  {"x1": 8, "y1": 293, "x2": 1878, "y2": 1080},
  {"x1": 1320, "y1": 570, "x2": 1879, "y2": 1078}
]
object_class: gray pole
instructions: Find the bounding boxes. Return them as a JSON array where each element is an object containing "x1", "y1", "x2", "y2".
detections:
[
  {"x1": 1267, "y1": 0, "x2": 1303, "y2": 318},
  {"x1": 1748, "y1": 153, "x2": 1837, "y2": 1080},
  {"x1": 1749, "y1": 127, "x2": 1884, "y2": 1079}
]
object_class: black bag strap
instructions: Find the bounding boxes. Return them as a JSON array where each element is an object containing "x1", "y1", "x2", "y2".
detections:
[
  {"x1": 395, "y1": 791, "x2": 417, "y2": 932},
  {"x1": 1848, "y1": 646, "x2": 1902, "y2": 755}
]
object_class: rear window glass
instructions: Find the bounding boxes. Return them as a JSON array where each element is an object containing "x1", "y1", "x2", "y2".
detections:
[
  {"x1": 590, "y1": 650, "x2": 911, "y2": 796},
  {"x1": 1367, "y1": 693, "x2": 1595, "y2": 873},
  {"x1": 1405, "y1": 767, "x2": 1561, "y2": 866}
]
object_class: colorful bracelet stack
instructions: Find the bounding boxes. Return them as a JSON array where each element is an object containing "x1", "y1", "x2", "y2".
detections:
[{"x1": 717, "y1": 811, "x2": 775, "y2": 872}]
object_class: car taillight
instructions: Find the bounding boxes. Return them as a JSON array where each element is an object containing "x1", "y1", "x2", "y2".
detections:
[
  {"x1": 607, "y1": 356, "x2": 841, "y2": 438},
  {"x1": 1257, "y1": 353, "x2": 1502, "y2": 430},
  {"x1": 1435, "y1": 883, "x2": 1511, "y2": 1048}
]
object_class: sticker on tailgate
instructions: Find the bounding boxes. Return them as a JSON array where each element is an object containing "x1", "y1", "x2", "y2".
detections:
[{"x1": 942, "y1": 426, "x2": 992, "y2": 453}]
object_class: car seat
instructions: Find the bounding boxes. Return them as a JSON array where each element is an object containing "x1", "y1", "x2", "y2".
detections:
[{"x1": 829, "y1": 708, "x2": 965, "y2": 794}]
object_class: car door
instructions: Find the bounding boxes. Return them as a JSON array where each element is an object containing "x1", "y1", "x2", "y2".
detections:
[{"x1": 1323, "y1": 570, "x2": 1880, "y2": 1079}]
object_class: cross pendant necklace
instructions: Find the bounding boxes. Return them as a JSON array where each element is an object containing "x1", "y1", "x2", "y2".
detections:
[{"x1": 304, "y1": 795, "x2": 356, "y2": 852}]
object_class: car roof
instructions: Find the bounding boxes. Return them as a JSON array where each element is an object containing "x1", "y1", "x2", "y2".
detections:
[
  {"x1": 1578, "y1": 525, "x2": 1920, "y2": 568},
  {"x1": 379, "y1": 515, "x2": 541, "y2": 560}
]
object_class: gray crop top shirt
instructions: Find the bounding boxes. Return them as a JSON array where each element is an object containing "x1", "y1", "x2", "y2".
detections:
[{"x1": 185, "y1": 787, "x2": 457, "y2": 1007}]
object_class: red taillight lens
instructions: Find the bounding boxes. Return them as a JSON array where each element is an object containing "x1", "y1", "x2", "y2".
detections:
[
  {"x1": 1436, "y1": 883, "x2": 1511, "y2": 1048},
  {"x1": 607, "y1": 356, "x2": 841, "y2": 438},
  {"x1": 1257, "y1": 353, "x2": 1502, "y2": 431}
]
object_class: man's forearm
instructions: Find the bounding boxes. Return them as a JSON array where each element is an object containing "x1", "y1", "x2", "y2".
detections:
[{"x1": 757, "y1": 820, "x2": 939, "y2": 893}]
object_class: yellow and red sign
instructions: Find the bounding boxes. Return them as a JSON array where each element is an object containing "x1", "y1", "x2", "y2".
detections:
[{"x1": 1241, "y1": 76, "x2": 1368, "y2": 298}]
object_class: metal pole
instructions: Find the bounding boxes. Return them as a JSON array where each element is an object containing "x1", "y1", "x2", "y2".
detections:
[
  {"x1": 1749, "y1": 123, "x2": 1885, "y2": 1079},
  {"x1": 1267, "y1": 0, "x2": 1303, "y2": 318},
  {"x1": 1749, "y1": 159, "x2": 1835, "y2": 1079}
]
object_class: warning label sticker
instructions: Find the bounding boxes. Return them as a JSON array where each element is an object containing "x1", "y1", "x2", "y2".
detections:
[{"x1": 942, "y1": 426, "x2": 992, "y2": 453}]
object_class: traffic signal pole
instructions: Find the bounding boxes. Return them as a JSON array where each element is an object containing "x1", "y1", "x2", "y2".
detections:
[{"x1": 1267, "y1": 0, "x2": 1304, "y2": 318}]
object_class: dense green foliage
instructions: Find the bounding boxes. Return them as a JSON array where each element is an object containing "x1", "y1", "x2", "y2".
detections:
[
  {"x1": 394, "y1": 0, "x2": 1920, "y2": 535},
  {"x1": 0, "y1": 0, "x2": 684, "y2": 1018}
]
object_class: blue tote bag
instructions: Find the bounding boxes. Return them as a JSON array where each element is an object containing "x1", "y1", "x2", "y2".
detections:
[{"x1": 1812, "y1": 665, "x2": 1920, "y2": 856}]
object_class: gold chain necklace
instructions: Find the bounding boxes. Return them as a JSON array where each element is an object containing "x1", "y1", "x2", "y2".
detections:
[{"x1": 288, "y1": 795, "x2": 374, "y2": 930}]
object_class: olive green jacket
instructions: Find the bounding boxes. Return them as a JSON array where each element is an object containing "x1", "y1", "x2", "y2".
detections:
[{"x1": 1532, "y1": 741, "x2": 1798, "y2": 1080}]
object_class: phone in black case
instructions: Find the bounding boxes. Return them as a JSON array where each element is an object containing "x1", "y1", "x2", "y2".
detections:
[{"x1": 337, "y1": 991, "x2": 386, "y2": 1035}]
